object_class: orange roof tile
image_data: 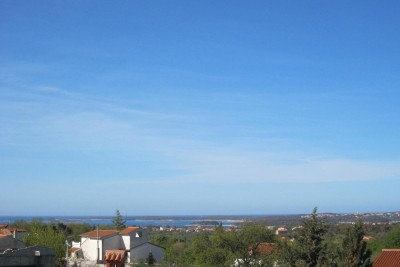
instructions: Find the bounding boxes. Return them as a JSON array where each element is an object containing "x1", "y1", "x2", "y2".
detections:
[
  {"x1": 0, "y1": 225, "x2": 26, "y2": 232},
  {"x1": 119, "y1": 227, "x2": 140, "y2": 235},
  {"x1": 104, "y1": 250, "x2": 125, "y2": 262},
  {"x1": 257, "y1": 243, "x2": 276, "y2": 255},
  {"x1": 81, "y1": 230, "x2": 118, "y2": 239},
  {"x1": 248, "y1": 243, "x2": 276, "y2": 256},
  {"x1": 0, "y1": 229, "x2": 12, "y2": 236},
  {"x1": 69, "y1": 247, "x2": 81, "y2": 253},
  {"x1": 373, "y1": 249, "x2": 400, "y2": 267}
]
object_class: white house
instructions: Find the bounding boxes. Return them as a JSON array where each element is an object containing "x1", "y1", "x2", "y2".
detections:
[
  {"x1": 80, "y1": 230, "x2": 120, "y2": 262},
  {"x1": 119, "y1": 227, "x2": 147, "y2": 250},
  {"x1": 76, "y1": 227, "x2": 164, "y2": 264}
]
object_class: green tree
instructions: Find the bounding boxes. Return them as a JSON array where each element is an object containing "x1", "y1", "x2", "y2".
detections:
[
  {"x1": 191, "y1": 231, "x2": 224, "y2": 266},
  {"x1": 112, "y1": 209, "x2": 126, "y2": 230},
  {"x1": 189, "y1": 224, "x2": 275, "y2": 267},
  {"x1": 337, "y1": 221, "x2": 372, "y2": 267},
  {"x1": 23, "y1": 222, "x2": 66, "y2": 266},
  {"x1": 236, "y1": 223, "x2": 275, "y2": 267},
  {"x1": 165, "y1": 241, "x2": 194, "y2": 266},
  {"x1": 147, "y1": 252, "x2": 155, "y2": 266},
  {"x1": 382, "y1": 225, "x2": 400, "y2": 248},
  {"x1": 281, "y1": 207, "x2": 327, "y2": 267}
]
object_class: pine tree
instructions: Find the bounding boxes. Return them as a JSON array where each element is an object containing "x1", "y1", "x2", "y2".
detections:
[
  {"x1": 281, "y1": 207, "x2": 327, "y2": 267},
  {"x1": 297, "y1": 207, "x2": 327, "y2": 267},
  {"x1": 112, "y1": 209, "x2": 126, "y2": 231},
  {"x1": 337, "y1": 221, "x2": 372, "y2": 267}
]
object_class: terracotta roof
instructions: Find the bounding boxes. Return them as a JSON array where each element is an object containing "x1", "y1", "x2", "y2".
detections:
[
  {"x1": 257, "y1": 243, "x2": 276, "y2": 255},
  {"x1": 119, "y1": 227, "x2": 140, "y2": 235},
  {"x1": 69, "y1": 247, "x2": 81, "y2": 253},
  {"x1": 249, "y1": 243, "x2": 276, "y2": 256},
  {"x1": 0, "y1": 229, "x2": 13, "y2": 236},
  {"x1": 9, "y1": 227, "x2": 26, "y2": 232},
  {"x1": 80, "y1": 230, "x2": 119, "y2": 239},
  {"x1": 0, "y1": 225, "x2": 26, "y2": 232},
  {"x1": 104, "y1": 250, "x2": 126, "y2": 262},
  {"x1": 373, "y1": 249, "x2": 400, "y2": 267}
]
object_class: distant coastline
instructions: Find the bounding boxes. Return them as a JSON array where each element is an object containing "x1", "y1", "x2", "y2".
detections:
[
  {"x1": 0, "y1": 215, "x2": 246, "y2": 227},
  {"x1": 1, "y1": 211, "x2": 399, "y2": 227}
]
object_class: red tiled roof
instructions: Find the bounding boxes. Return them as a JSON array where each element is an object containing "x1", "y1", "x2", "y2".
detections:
[
  {"x1": 9, "y1": 227, "x2": 26, "y2": 232},
  {"x1": 104, "y1": 250, "x2": 125, "y2": 262},
  {"x1": 80, "y1": 230, "x2": 119, "y2": 239},
  {"x1": 257, "y1": 243, "x2": 276, "y2": 255},
  {"x1": 0, "y1": 225, "x2": 26, "y2": 232},
  {"x1": 373, "y1": 249, "x2": 400, "y2": 267},
  {"x1": 248, "y1": 243, "x2": 276, "y2": 256},
  {"x1": 0, "y1": 229, "x2": 13, "y2": 236},
  {"x1": 119, "y1": 227, "x2": 140, "y2": 235},
  {"x1": 69, "y1": 247, "x2": 81, "y2": 253}
]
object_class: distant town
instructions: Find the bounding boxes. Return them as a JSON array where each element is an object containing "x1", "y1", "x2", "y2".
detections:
[{"x1": 1, "y1": 210, "x2": 400, "y2": 266}]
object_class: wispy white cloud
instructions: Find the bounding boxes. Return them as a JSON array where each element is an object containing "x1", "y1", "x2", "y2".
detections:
[
  {"x1": 171, "y1": 151, "x2": 400, "y2": 184},
  {"x1": 2, "y1": 82, "x2": 400, "y2": 186}
]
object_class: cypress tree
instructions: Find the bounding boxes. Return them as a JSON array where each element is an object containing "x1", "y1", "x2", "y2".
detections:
[{"x1": 338, "y1": 221, "x2": 372, "y2": 267}]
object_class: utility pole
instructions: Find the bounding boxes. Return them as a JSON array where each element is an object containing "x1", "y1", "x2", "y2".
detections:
[
  {"x1": 65, "y1": 240, "x2": 70, "y2": 267},
  {"x1": 97, "y1": 224, "x2": 100, "y2": 264}
]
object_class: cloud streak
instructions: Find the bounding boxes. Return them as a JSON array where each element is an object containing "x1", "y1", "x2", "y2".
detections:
[{"x1": 2, "y1": 83, "x2": 400, "y2": 187}]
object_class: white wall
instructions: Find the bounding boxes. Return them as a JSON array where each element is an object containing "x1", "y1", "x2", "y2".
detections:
[
  {"x1": 80, "y1": 230, "x2": 151, "y2": 263},
  {"x1": 80, "y1": 237, "x2": 100, "y2": 261},
  {"x1": 80, "y1": 234, "x2": 119, "y2": 261},
  {"x1": 121, "y1": 235, "x2": 130, "y2": 250}
]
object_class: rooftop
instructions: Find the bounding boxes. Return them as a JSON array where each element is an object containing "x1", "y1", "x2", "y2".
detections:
[
  {"x1": 119, "y1": 227, "x2": 140, "y2": 235},
  {"x1": 373, "y1": 249, "x2": 400, "y2": 267},
  {"x1": 81, "y1": 230, "x2": 119, "y2": 239},
  {"x1": 104, "y1": 250, "x2": 125, "y2": 262}
]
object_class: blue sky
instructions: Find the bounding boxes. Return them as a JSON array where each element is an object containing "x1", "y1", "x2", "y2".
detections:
[{"x1": 1, "y1": 1, "x2": 399, "y2": 216}]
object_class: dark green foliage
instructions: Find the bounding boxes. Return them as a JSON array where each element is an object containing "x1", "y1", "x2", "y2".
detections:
[
  {"x1": 191, "y1": 231, "x2": 231, "y2": 266},
  {"x1": 236, "y1": 223, "x2": 275, "y2": 266},
  {"x1": 23, "y1": 221, "x2": 66, "y2": 266},
  {"x1": 67, "y1": 223, "x2": 92, "y2": 242},
  {"x1": 280, "y1": 207, "x2": 328, "y2": 267},
  {"x1": 186, "y1": 224, "x2": 275, "y2": 267},
  {"x1": 382, "y1": 225, "x2": 400, "y2": 248},
  {"x1": 337, "y1": 221, "x2": 372, "y2": 267},
  {"x1": 366, "y1": 224, "x2": 400, "y2": 259},
  {"x1": 147, "y1": 252, "x2": 155, "y2": 265},
  {"x1": 165, "y1": 241, "x2": 194, "y2": 266},
  {"x1": 112, "y1": 209, "x2": 126, "y2": 231}
]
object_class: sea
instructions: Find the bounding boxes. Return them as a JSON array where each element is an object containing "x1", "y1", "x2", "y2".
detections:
[{"x1": 0, "y1": 216, "x2": 246, "y2": 228}]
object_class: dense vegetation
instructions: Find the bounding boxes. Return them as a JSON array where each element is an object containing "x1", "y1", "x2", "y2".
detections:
[{"x1": 9, "y1": 209, "x2": 400, "y2": 267}]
